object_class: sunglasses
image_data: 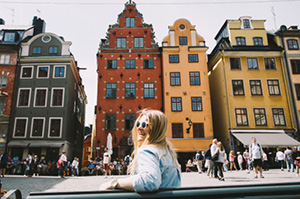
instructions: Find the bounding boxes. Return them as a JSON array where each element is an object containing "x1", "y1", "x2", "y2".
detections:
[{"x1": 136, "y1": 121, "x2": 149, "y2": 129}]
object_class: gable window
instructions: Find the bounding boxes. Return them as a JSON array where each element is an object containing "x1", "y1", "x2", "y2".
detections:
[
  {"x1": 125, "y1": 83, "x2": 136, "y2": 98},
  {"x1": 4, "y1": 33, "x2": 15, "y2": 42},
  {"x1": 34, "y1": 88, "x2": 47, "y2": 107},
  {"x1": 49, "y1": 118, "x2": 62, "y2": 137},
  {"x1": 179, "y1": 37, "x2": 187, "y2": 45},
  {"x1": 0, "y1": 98, "x2": 6, "y2": 116},
  {"x1": 31, "y1": 118, "x2": 44, "y2": 137},
  {"x1": 191, "y1": 97, "x2": 202, "y2": 111},
  {"x1": 295, "y1": 84, "x2": 300, "y2": 100},
  {"x1": 117, "y1": 38, "x2": 126, "y2": 48},
  {"x1": 54, "y1": 66, "x2": 65, "y2": 78},
  {"x1": 253, "y1": 37, "x2": 263, "y2": 46},
  {"x1": 243, "y1": 19, "x2": 251, "y2": 29},
  {"x1": 106, "y1": 83, "x2": 117, "y2": 98},
  {"x1": 190, "y1": 72, "x2": 200, "y2": 85},
  {"x1": 105, "y1": 113, "x2": 116, "y2": 130},
  {"x1": 0, "y1": 76, "x2": 7, "y2": 88},
  {"x1": 107, "y1": 60, "x2": 117, "y2": 69},
  {"x1": 291, "y1": 60, "x2": 300, "y2": 74},
  {"x1": 272, "y1": 108, "x2": 286, "y2": 126},
  {"x1": 230, "y1": 58, "x2": 241, "y2": 69},
  {"x1": 235, "y1": 108, "x2": 248, "y2": 126},
  {"x1": 193, "y1": 123, "x2": 204, "y2": 138},
  {"x1": 21, "y1": 66, "x2": 33, "y2": 78},
  {"x1": 264, "y1": 58, "x2": 276, "y2": 69},
  {"x1": 126, "y1": 17, "x2": 135, "y2": 28},
  {"x1": 247, "y1": 58, "x2": 258, "y2": 69},
  {"x1": 236, "y1": 37, "x2": 246, "y2": 46},
  {"x1": 125, "y1": 113, "x2": 135, "y2": 130},
  {"x1": 134, "y1": 37, "x2": 144, "y2": 48},
  {"x1": 143, "y1": 59, "x2": 154, "y2": 69},
  {"x1": 250, "y1": 80, "x2": 262, "y2": 96},
  {"x1": 144, "y1": 83, "x2": 154, "y2": 98},
  {"x1": 169, "y1": 55, "x2": 179, "y2": 63},
  {"x1": 51, "y1": 88, "x2": 64, "y2": 107},
  {"x1": 171, "y1": 97, "x2": 182, "y2": 112},
  {"x1": 254, "y1": 108, "x2": 267, "y2": 126},
  {"x1": 232, "y1": 80, "x2": 244, "y2": 96},
  {"x1": 267, "y1": 80, "x2": 281, "y2": 95},
  {"x1": 188, "y1": 54, "x2": 198, "y2": 63},
  {"x1": 170, "y1": 72, "x2": 180, "y2": 86},
  {"x1": 33, "y1": 47, "x2": 41, "y2": 54},
  {"x1": 37, "y1": 66, "x2": 49, "y2": 78},
  {"x1": 172, "y1": 123, "x2": 183, "y2": 138},
  {"x1": 125, "y1": 60, "x2": 135, "y2": 69},
  {"x1": 0, "y1": 54, "x2": 10, "y2": 64},
  {"x1": 17, "y1": 88, "x2": 31, "y2": 107},
  {"x1": 14, "y1": 118, "x2": 27, "y2": 137},
  {"x1": 49, "y1": 46, "x2": 58, "y2": 54},
  {"x1": 287, "y1": 39, "x2": 299, "y2": 50}
]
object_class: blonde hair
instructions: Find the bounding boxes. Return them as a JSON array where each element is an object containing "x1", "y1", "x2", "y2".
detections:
[
  {"x1": 217, "y1": 141, "x2": 224, "y2": 151},
  {"x1": 128, "y1": 109, "x2": 180, "y2": 174}
]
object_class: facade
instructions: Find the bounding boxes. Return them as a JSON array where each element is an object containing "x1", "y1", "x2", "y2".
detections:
[
  {"x1": 208, "y1": 17, "x2": 298, "y2": 151},
  {"x1": 7, "y1": 21, "x2": 87, "y2": 162},
  {"x1": 162, "y1": 19, "x2": 214, "y2": 157},
  {"x1": 96, "y1": 1, "x2": 162, "y2": 159}
]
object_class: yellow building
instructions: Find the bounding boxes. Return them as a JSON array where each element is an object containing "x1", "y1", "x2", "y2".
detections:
[
  {"x1": 162, "y1": 19, "x2": 214, "y2": 155},
  {"x1": 208, "y1": 17, "x2": 300, "y2": 151}
]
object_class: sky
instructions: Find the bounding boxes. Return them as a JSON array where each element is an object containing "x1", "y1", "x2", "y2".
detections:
[{"x1": 0, "y1": 0, "x2": 300, "y2": 126}]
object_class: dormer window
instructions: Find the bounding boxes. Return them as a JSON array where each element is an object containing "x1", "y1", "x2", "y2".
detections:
[
  {"x1": 236, "y1": 37, "x2": 246, "y2": 46},
  {"x1": 253, "y1": 37, "x2": 263, "y2": 46},
  {"x1": 33, "y1": 47, "x2": 42, "y2": 55},
  {"x1": 126, "y1": 18, "x2": 135, "y2": 28},
  {"x1": 4, "y1": 33, "x2": 15, "y2": 42},
  {"x1": 287, "y1": 39, "x2": 299, "y2": 50},
  {"x1": 179, "y1": 37, "x2": 187, "y2": 45},
  {"x1": 243, "y1": 19, "x2": 251, "y2": 29},
  {"x1": 49, "y1": 46, "x2": 58, "y2": 54}
]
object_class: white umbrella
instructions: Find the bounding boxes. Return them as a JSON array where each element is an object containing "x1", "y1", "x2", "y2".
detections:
[{"x1": 107, "y1": 133, "x2": 113, "y2": 155}]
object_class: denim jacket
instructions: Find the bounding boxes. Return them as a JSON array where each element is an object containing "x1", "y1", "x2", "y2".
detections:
[{"x1": 129, "y1": 145, "x2": 181, "y2": 192}]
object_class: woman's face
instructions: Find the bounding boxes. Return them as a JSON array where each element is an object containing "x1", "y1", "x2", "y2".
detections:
[{"x1": 137, "y1": 115, "x2": 150, "y2": 143}]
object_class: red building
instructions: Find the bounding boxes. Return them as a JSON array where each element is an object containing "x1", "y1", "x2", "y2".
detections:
[{"x1": 96, "y1": 1, "x2": 162, "y2": 159}]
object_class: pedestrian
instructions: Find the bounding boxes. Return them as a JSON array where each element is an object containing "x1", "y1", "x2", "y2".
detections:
[
  {"x1": 294, "y1": 147, "x2": 300, "y2": 177},
  {"x1": 284, "y1": 147, "x2": 294, "y2": 172},
  {"x1": 229, "y1": 150, "x2": 238, "y2": 171},
  {"x1": 12, "y1": 155, "x2": 19, "y2": 174},
  {"x1": 103, "y1": 147, "x2": 111, "y2": 178},
  {"x1": 204, "y1": 144, "x2": 213, "y2": 178},
  {"x1": 32, "y1": 155, "x2": 39, "y2": 176},
  {"x1": 276, "y1": 148, "x2": 285, "y2": 171},
  {"x1": 0, "y1": 152, "x2": 8, "y2": 177},
  {"x1": 215, "y1": 142, "x2": 226, "y2": 181},
  {"x1": 59, "y1": 150, "x2": 67, "y2": 178},
  {"x1": 243, "y1": 149, "x2": 251, "y2": 173},
  {"x1": 249, "y1": 137, "x2": 264, "y2": 178},
  {"x1": 210, "y1": 139, "x2": 218, "y2": 178},
  {"x1": 24, "y1": 154, "x2": 32, "y2": 177},
  {"x1": 72, "y1": 157, "x2": 79, "y2": 176},
  {"x1": 195, "y1": 150, "x2": 203, "y2": 174},
  {"x1": 99, "y1": 109, "x2": 181, "y2": 191},
  {"x1": 262, "y1": 151, "x2": 269, "y2": 171},
  {"x1": 237, "y1": 152, "x2": 243, "y2": 171}
]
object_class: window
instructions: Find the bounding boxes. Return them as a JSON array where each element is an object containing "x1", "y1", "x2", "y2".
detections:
[
  {"x1": 267, "y1": 80, "x2": 281, "y2": 95},
  {"x1": 0, "y1": 98, "x2": 6, "y2": 116},
  {"x1": 34, "y1": 88, "x2": 47, "y2": 107},
  {"x1": 51, "y1": 88, "x2": 64, "y2": 107},
  {"x1": 31, "y1": 118, "x2": 44, "y2": 137},
  {"x1": 235, "y1": 108, "x2": 248, "y2": 126},
  {"x1": 170, "y1": 72, "x2": 180, "y2": 86},
  {"x1": 143, "y1": 60, "x2": 154, "y2": 69},
  {"x1": 0, "y1": 54, "x2": 10, "y2": 64},
  {"x1": 236, "y1": 37, "x2": 246, "y2": 45},
  {"x1": 4, "y1": 33, "x2": 15, "y2": 41},
  {"x1": 172, "y1": 123, "x2": 183, "y2": 138},
  {"x1": 106, "y1": 83, "x2": 117, "y2": 98},
  {"x1": 188, "y1": 54, "x2": 198, "y2": 63},
  {"x1": 0, "y1": 76, "x2": 7, "y2": 88},
  {"x1": 125, "y1": 83, "x2": 136, "y2": 98},
  {"x1": 230, "y1": 58, "x2": 241, "y2": 69},
  {"x1": 21, "y1": 67, "x2": 33, "y2": 78},
  {"x1": 232, "y1": 80, "x2": 244, "y2": 96},
  {"x1": 264, "y1": 58, "x2": 276, "y2": 69},
  {"x1": 193, "y1": 123, "x2": 204, "y2": 138},
  {"x1": 134, "y1": 37, "x2": 144, "y2": 48},
  {"x1": 291, "y1": 60, "x2": 300, "y2": 74},
  {"x1": 105, "y1": 114, "x2": 116, "y2": 130},
  {"x1": 125, "y1": 113, "x2": 135, "y2": 130},
  {"x1": 33, "y1": 47, "x2": 41, "y2": 54},
  {"x1": 287, "y1": 39, "x2": 299, "y2": 50},
  {"x1": 54, "y1": 66, "x2": 65, "y2": 78},
  {"x1": 107, "y1": 60, "x2": 117, "y2": 69},
  {"x1": 49, "y1": 46, "x2": 58, "y2": 54},
  {"x1": 171, "y1": 97, "x2": 182, "y2": 112},
  {"x1": 169, "y1": 55, "x2": 179, "y2": 63},
  {"x1": 17, "y1": 89, "x2": 31, "y2": 107},
  {"x1": 117, "y1": 38, "x2": 126, "y2": 48},
  {"x1": 243, "y1": 19, "x2": 251, "y2": 29},
  {"x1": 272, "y1": 108, "x2": 286, "y2": 126},
  {"x1": 190, "y1": 72, "x2": 200, "y2": 85},
  {"x1": 125, "y1": 60, "x2": 135, "y2": 69},
  {"x1": 144, "y1": 83, "x2": 154, "y2": 98},
  {"x1": 295, "y1": 84, "x2": 300, "y2": 100},
  {"x1": 253, "y1": 37, "x2": 263, "y2": 46},
  {"x1": 126, "y1": 17, "x2": 135, "y2": 28},
  {"x1": 37, "y1": 66, "x2": 49, "y2": 78},
  {"x1": 14, "y1": 118, "x2": 27, "y2": 137},
  {"x1": 250, "y1": 80, "x2": 262, "y2": 96},
  {"x1": 179, "y1": 37, "x2": 187, "y2": 45},
  {"x1": 247, "y1": 58, "x2": 258, "y2": 69},
  {"x1": 49, "y1": 118, "x2": 62, "y2": 137},
  {"x1": 191, "y1": 97, "x2": 202, "y2": 111},
  {"x1": 254, "y1": 108, "x2": 267, "y2": 126}
]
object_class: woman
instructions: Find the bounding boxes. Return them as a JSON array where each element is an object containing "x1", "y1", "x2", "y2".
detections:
[
  {"x1": 186, "y1": 159, "x2": 194, "y2": 172},
  {"x1": 72, "y1": 157, "x2": 79, "y2": 176},
  {"x1": 229, "y1": 150, "x2": 238, "y2": 171},
  {"x1": 215, "y1": 142, "x2": 226, "y2": 181},
  {"x1": 276, "y1": 148, "x2": 285, "y2": 171},
  {"x1": 295, "y1": 147, "x2": 300, "y2": 177},
  {"x1": 100, "y1": 109, "x2": 181, "y2": 191}
]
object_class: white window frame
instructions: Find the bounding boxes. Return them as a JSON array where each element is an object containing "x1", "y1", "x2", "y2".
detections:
[
  {"x1": 30, "y1": 117, "x2": 45, "y2": 138},
  {"x1": 48, "y1": 117, "x2": 63, "y2": 138},
  {"x1": 36, "y1": 65, "x2": 50, "y2": 79},
  {"x1": 13, "y1": 117, "x2": 28, "y2": 138},
  {"x1": 33, "y1": 88, "x2": 48, "y2": 107},
  {"x1": 20, "y1": 66, "x2": 34, "y2": 79},
  {"x1": 0, "y1": 54, "x2": 10, "y2": 64},
  {"x1": 16, "y1": 88, "x2": 31, "y2": 107},
  {"x1": 50, "y1": 87, "x2": 65, "y2": 107},
  {"x1": 53, "y1": 65, "x2": 66, "y2": 78}
]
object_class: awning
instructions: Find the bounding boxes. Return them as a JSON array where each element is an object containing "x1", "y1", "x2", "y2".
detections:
[
  {"x1": 7, "y1": 141, "x2": 29, "y2": 147},
  {"x1": 29, "y1": 142, "x2": 64, "y2": 148},
  {"x1": 231, "y1": 129, "x2": 300, "y2": 147}
]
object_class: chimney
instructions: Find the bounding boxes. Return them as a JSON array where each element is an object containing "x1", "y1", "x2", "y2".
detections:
[
  {"x1": 32, "y1": 16, "x2": 46, "y2": 35},
  {"x1": 0, "y1": 18, "x2": 5, "y2": 25},
  {"x1": 288, "y1": 26, "x2": 298, "y2": 30}
]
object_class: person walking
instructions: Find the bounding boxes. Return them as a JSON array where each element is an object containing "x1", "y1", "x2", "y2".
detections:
[
  {"x1": 59, "y1": 150, "x2": 67, "y2": 178},
  {"x1": 195, "y1": 150, "x2": 203, "y2": 174},
  {"x1": 204, "y1": 144, "x2": 213, "y2": 178},
  {"x1": 215, "y1": 142, "x2": 226, "y2": 181},
  {"x1": 72, "y1": 157, "x2": 79, "y2": 176},
  {"x1": 276, "y1": 148, "x2": 285, "y2": 171},
  {"x1": 103, "y1": 147, "x2": 111, "y2": 178},
  {"x1": 32, "y1": 155, "x2": 39, "y2": 176},
  {"x1": 294, "y1": 147, "x2": 300, "y2": 177},
  {"x1": 284, "y1": 147, "x2": 294, "y2": 172},
  {"x1": 210, "y1": 139, "x2": 218, "y2": 178},
  {"x1": 243, "y1": 149, "x2": 251, "y2": 173},
  {"x1": 229, "y1": 150, "x2": 238, "y2": 171},
  {"x1": 249, "y1": 137, "x2": 264, "y2": 178},
  {"x1": 237, "y1": 152, "x2": 243, "y2": 171},
  {"x1": 0, "y1": 152, "x2": 8, "y2": 177}
]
